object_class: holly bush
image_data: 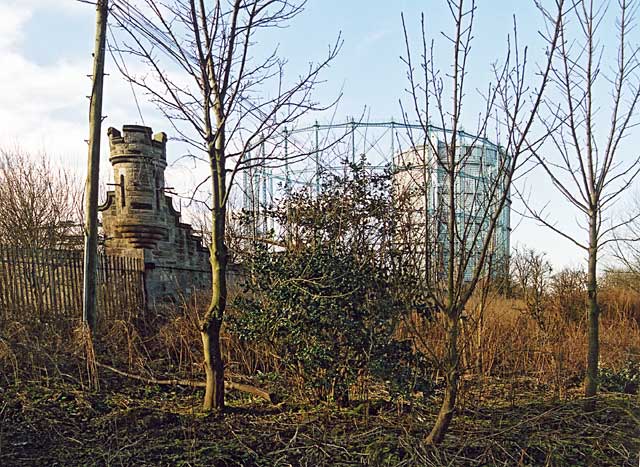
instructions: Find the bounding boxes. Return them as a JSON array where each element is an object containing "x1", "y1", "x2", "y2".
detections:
[{"x1": 231, "y1": 163, "x2": 430, "y2": 404}]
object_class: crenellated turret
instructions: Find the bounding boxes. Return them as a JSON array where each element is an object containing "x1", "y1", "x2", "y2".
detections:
[
  {"x1": 102, "y1": 125, "x2": 168, "y2": 248},
  {"x1": 99, "y1": 124, "x2": 213, "y2": 305}
]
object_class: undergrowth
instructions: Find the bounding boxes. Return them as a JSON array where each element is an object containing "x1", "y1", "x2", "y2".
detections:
[{"x1": 1, "y1": 286, "x2": 639, "y2": 466}]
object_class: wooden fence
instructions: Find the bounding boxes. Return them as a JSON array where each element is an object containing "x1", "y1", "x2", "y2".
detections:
[{"x1": 0, "y1": 245, "x2": 145, "y2": 322}]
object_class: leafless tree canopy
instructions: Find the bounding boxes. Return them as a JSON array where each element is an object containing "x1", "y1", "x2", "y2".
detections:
[
  {"x1": 397, "y1": 0, "x2": 563, "y2": 444},
  {"x1": 512, "y1": 246, "x2": 553, "y2": 328},
  {"x1": 526, "y1": 0, "x2": 640, "y2": 250},
  {"x1": 108, "y1": 0, "x2": 340, "y2": 204},
  {"x1": 398, "y1": 0, "x2": 562, "y2": 310},
  {"x1": 0, "y1": 148, "x2": 82, "y2": 250}
]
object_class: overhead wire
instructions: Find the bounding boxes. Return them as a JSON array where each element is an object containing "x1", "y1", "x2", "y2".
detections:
[{"x1": 106, "y1": 22, "x2": 146, "y2": 125}]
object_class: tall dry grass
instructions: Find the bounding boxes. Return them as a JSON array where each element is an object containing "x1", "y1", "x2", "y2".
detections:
[
  {"x1": 2, "y1": 281, "x2": 639, "y2": 400},
  {"x1": 401, "y1": 285, "x2": 640, "y2": 401}
]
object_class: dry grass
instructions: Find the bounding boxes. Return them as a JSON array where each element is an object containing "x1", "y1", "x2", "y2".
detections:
[
  {"x1": 1, "y1": 283, "x2": 639, "y2": 465},
  {"x1": 2, "y1": 282, "x2": 639, "y2": 399},
  {"x1": 1, "y1": 376, "x2": 637, "y2": 466},
  {"x1": 401, "y1": 291, "x2": 640, "y2": 399}
]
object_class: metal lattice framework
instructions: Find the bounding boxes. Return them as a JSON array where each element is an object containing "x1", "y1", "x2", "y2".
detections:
[
  {"x1": 238, "y1": 120, "x2": 510, "y2": 276},
  {"x1": 239, "y1": 120, "x2": 405, "y2": 234},
  {"x1": 240, "y1": 120, "x2": 499, "y2": 207}
]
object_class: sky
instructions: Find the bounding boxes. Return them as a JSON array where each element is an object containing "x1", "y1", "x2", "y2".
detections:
[{"x1": 0, "y1": 0, "x2": 638, "y2": 271}]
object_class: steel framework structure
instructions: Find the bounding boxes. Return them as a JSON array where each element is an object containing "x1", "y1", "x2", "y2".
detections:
[{"x1": 239, "y1": 120, "x2": 510, "y2": 276}]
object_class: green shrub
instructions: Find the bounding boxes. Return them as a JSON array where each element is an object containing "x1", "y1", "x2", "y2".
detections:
[
  {"x1": 599, "y1": 360, "x2": 640, "y2": 394},
  {"x1": 231, "y1": 163, "x2": 430, "y2": 404}
]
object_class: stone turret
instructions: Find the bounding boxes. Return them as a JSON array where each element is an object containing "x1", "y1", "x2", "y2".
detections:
[
  {"x1": 103, "y1": 125, "x2": 168, "y2": 248},
  {"x1": 100, "y1": 125, "x2": 212, "y2": 305}
]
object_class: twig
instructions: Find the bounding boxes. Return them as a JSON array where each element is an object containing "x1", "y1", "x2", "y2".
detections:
[{"x1": 96, "y1": 361, "x2": 278, "y2": 404}]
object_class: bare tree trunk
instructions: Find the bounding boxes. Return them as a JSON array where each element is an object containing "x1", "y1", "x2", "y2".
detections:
[
  {"x1": 477, "y1": 306, "x2": 484, "y2": 375},
  {"x1": 584, "y1": 213, "x2": 599, "y2": 409},
  {"x1": 83, "y1": 0, "x2": 108, "y2": 332},
  {"x1": 201, "y1": 137, "x2": 228, "y2": 411},
  {"x1": 201, "y1": 316, "x2": 224, "y2": 410},
  {"x1": 427, "y1": 313, "x2": 459, "y2": 444},
  {"x1": 201, "y1": 223, "x2": 227, "y2": 410}
]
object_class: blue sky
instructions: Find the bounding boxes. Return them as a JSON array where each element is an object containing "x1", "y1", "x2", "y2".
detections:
[{"x1": 0, "y1": 0, "x2": 638, "y2": 271}]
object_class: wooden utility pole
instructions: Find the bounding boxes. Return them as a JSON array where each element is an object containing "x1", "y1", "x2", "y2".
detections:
[{"x1": 83, "y1": 0, "x2": 108, "y2": 331}]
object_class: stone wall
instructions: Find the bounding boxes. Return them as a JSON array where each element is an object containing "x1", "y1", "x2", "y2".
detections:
[{"x1": 99, "y1": 125, "x2": 211, "y2": 305}]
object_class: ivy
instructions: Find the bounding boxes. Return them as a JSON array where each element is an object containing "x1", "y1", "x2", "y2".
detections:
[{"x1": 231, "y1": 163, "x2": 430, "y2": 404}]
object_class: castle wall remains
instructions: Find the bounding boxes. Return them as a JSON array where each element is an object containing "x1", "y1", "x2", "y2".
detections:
[{"x1": 99, "y1": 125, "x2": 211, "y2": 305}]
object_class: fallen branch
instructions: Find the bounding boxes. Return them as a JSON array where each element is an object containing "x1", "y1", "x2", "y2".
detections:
[{"x1": 96, "y1": 362, "x2": 278, "y2": 404}]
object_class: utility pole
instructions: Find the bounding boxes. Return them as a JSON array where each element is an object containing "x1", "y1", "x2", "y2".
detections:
[{"x1": 83, "y1": 0, "x2": 108, "y2": 332}]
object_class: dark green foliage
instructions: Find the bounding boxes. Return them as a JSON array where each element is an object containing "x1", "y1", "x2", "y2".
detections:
[
  {"x1": 232, "y1": 246, "x2": 410, "y2": 401},
  {"x1": 368, "y1": 339, "x2": 434, "y2": 398},
  {"x1": 231, "y1": 163, "x2": 429, "y2": 403},
  {"x1": 600, "y1": 360, "x2": 640, "y2": 394}
]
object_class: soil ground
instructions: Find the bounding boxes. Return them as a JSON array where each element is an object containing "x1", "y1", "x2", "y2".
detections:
[{"x1": 1, "y1": 374, "x2": 638, "y2": 466}]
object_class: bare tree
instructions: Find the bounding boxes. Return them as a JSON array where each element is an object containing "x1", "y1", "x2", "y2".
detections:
[
  {"x1": 185, "y1": 200, "x2": 246, "y2": 265},
  {"x1": 549, "y1": 266, "x2": 587, "y2": 321},
  {"x1": 523, "y1": 0, "x2": 640, "y2": 409},
  {"x1": 0, "y1": 148, "x2": 82, "y2": 250},
  {"x1": 612, "y1": 199, "x2": 640, "y2": 289},
  {"x1": 512, "y1": 246, "x2": 553, "y2": 328},
  {"x1": 109, "y1": 0, "x2": 339, "y2": 410},
  {"x1": 397, "y1": 0, "x2": 562, "y2": 443}
]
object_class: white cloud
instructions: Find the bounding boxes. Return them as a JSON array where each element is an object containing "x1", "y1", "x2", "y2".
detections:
[
  {"x1": 0, "y1": 1, "x2": 162, "y2": 173},
  {"x1": 0, "y1": 0, "x2": 207, "y2": 184},
  {"x1": 0, "y1": 3, "x2": 31, "y2": 49},
  {"x1": 0, "y1": 54, "x2": 89, "y2": 166},
  {"x1": 0, "y1": 1, "x2": 90, "y2": 165}
]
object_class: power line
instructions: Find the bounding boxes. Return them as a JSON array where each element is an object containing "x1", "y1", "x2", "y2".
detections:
[{"x1": 106, "y1": 23, "x2": 145, "y2": 125}]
